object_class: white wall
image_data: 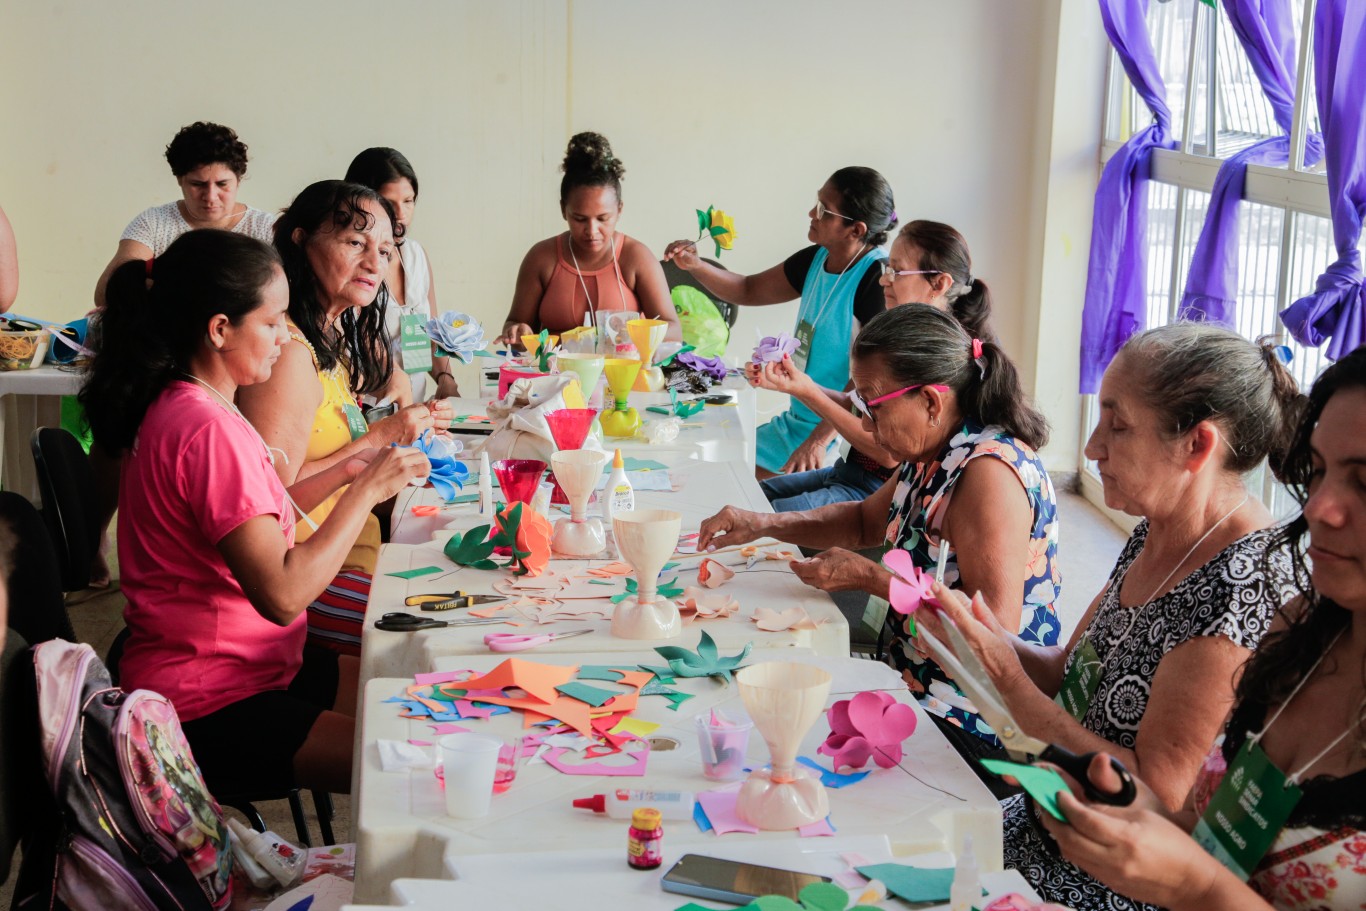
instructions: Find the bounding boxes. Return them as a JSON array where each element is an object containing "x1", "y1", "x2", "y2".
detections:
[{"x1": 0, "y1": 0, "x2": 1105, "y2": 468}]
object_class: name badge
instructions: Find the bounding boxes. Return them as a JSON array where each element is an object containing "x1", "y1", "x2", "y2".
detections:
[
  {"x1": 342, "y1": 403, "x2": 369, "y2": 441},
  {"x1": 793, "y1": 319, "x2": 815, "y2": 372},
  {"x1": 1190, "y1": 739, "x2": 1302, "y2": 880},
  {"x1": 1054, "y1": 636, "x2": 1102, "y2": 721},
  {"x1": 400, "y1": 312, "x2": 433, "y2": 375}
]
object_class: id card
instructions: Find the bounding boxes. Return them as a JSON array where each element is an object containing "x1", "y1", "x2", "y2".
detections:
[
  {"x1": 342, "y1": 403, "x2": 369, "y2": 441},
  {"x1": 1190, "y1": 739, "x2": 1302, "y2": 880},
  {"x1": 399, "y1": 312, "x2": 433, "y2": 375},
  {"x1": 1054, "y1": 637, "x2": 1102, "y2": 721},
  {"x1": 793, "y1": 319, "x2": 815, "y2": 372}
]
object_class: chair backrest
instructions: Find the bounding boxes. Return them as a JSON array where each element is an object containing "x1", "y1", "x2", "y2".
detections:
[
  {"x1": 0, "y1": 630, "x2": 38, "y2": 886},
  {"x1": 661, "y1": 258, "x2": 739, "y2": 328},
  {"x1": 0, "y1": 491, "x2": 74, "y2": 645},
  {"x1": 31, "y1": 427, "x2": 99, "y2": 592}
]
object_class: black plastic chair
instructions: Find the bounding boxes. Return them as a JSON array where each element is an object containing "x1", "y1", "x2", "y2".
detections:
[
  {"x1": 0, "y1": 491, "x2": 75, "y2": 646},
  {"x1": 661, "y1": 257, "x2": 739, "y2": 328},
  {"x1": 31, "y1": 427, "x2": 101, "y2": 593}
]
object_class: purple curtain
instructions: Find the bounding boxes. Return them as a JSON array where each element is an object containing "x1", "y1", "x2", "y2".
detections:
[
  {"x1": 1279, "y1": 0, "x2": 1366, "y2": 359},
  {"x1": 1079, "y1": 0, "x2": 1179, "y2": 394},
  {"x1": 1181, "y1": 0, "x2": 1324, "y2": 325}
]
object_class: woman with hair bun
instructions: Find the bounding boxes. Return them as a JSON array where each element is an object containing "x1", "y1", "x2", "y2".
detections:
[
  {"x1": 664, "y1": 166, "x2": 894, "y2": 480},
  {"x1": 496, "y1": 132, "x2": 679, "y2": 346},
  {"x1": 94, "y1": 121, "x2": 276, "y2": 308},
  {"x1": 699, "y1": 304, "x2": 1061, "y2": 781},
  {"x1": 917, "y1": 322, "x2": 1306, "y2": 908},
  {"x1": 751, "y1": 219, "x2": 994, "y2": 510}
]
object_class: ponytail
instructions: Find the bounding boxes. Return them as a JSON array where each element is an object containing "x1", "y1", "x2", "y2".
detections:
[
  {"x1": 962, "y1": 338, "x2": 1049, "y2": 450},
  {"x1": 80, "y1": 230, "x2": 281, "y2": 454}
]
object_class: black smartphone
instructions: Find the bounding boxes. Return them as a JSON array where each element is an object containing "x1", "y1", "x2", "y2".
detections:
[{"x1": 659, "y1": 853, "x2": 832, "y2": 904}]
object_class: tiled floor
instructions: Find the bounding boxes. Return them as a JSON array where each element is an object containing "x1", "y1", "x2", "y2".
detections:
[{"x1": 2, "y1": 484, "x2": 1128, "y2": 904}]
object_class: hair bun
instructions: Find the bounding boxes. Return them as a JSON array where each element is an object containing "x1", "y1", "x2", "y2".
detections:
[{"x1": 562, "y1": 131, "x2": 624, "y2": 181}]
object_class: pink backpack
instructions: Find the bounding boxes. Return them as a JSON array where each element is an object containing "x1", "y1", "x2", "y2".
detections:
[{"x1": 21, "y1": 639, "x2": 233, "y2": 910}]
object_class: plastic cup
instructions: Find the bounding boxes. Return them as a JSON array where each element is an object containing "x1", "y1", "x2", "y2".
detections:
[
  {"x1": 492, "y1": 737, "x2": 525, "y2": 794},
  {"x1": 695, "y1": 714, "x2": 754, "y2": 781},
  {"x1": 439, "y1": 733, "x2": 502, "y2": 818}
]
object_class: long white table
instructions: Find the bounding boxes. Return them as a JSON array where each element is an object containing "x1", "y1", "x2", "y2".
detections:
[
  {"x1": 0, "y1": 365, "x2": 83, "y2": 504},
  {"x1": 352, "y1": 653, "x2": 1005, "y2": 906}
]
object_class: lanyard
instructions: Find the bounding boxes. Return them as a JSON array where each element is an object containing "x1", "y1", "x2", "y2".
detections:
[
  {"x1": 1254, "y1": 629, "x2": 1355, "y2": 785},
  {"x1": 182, "y1": 375, "x2": 320, "y2": 532},
  {"x1": 567, "y1": 233, "x2": 629, "y2": 338},
  {"x1": 803, "y1": 243, "x2": 867, "y2": 333}
]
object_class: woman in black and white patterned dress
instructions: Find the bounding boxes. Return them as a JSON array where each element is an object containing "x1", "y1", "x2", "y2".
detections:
[{"x1": 917, "y1": 324, "x2": 1303, "y2": 911}]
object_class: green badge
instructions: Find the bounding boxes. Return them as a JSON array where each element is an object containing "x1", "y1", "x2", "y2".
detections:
[
  {"x1": 1191, "y1": 739, "x2": 1302, "y2": 880},
  {"x1": 342, "y1": 403, "x2": 369, "y2": 441},
  {"x1": 1054, "y1": 636, "x2": 1102, "y2": 721},
  {"x1": 793, "y1": 319, "x2": 815, "y2": 372},
  {"x1": 399, "y1": 312, "x2": 433, "y2": 375}
]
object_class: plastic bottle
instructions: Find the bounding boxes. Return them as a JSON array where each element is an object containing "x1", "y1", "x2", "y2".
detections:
[
  {"x1": 949, "y1": 834, "x2": 981, "y2": 911},
  {"x1": 600, "y1": 449, "x2": 635, "y2": 524},
  {"x1": 573, "y1": 789, "x2": 695, "y2": 820},
  {"x1": 226, "y1": 828, "x2": 277, "y2": 891},
  {"x1": 225, "y1": 818, "x2": 305, "y2": 889},
  {"x1": 531, "y1": 481, "x2": 553, "y2": 521},
  {"x1": 626, "y1": 807, "x2": 664, "y2": 870},
  {"x1": 478, "y1": 451, "x2": 494, "y2": 518}
]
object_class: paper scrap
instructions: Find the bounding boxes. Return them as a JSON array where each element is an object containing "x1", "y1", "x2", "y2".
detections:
[
  {"x1": 980, "y1": 758, "x2": 1070, "y2": 821},
  {"x1": 386, "y1": 566, "x2": 443, "y2": 579},
  {"x1": 855, "y1": 864, "x2": 982, "y2": 904},
  {"x1": 796, "y1": 756, "x2": 871, "y2": 789},
  {"x1": 609, "y1": 717, "x2": 660, "y2": 738},
  {"x1": 555, "y1": 681, "x2": 621, "y2": 707},
  {"x1": 543, "y1": 737, "x2": 649, "y2": 776},
  {"x1": 622, "y1": 457, "x2": 668, "y2": 471},
  {"x1": 695, "y1": 784, "x2": 758, "y2": 835},
  {"x1": 377, "y1": 739, "x2": 433, "y2": 771}
]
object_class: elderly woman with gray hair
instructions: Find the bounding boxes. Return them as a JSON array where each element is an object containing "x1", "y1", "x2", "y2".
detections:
[{"x1": 915, "y1": 322, "x2": 1305, "y2": 911}]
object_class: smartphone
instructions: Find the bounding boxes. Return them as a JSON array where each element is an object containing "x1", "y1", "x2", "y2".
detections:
[{"x1": 659, "y1": 854, "x2": 832, "y2": 904}]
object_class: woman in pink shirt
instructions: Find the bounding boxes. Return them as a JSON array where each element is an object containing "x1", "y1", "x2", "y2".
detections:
[{"x1": 79, "y1": 229, "x2": 427, "y2": 795}]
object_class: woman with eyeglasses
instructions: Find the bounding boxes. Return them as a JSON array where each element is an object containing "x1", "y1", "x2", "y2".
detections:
[
  {"x1": 495, "y1": 132, "x2": 680, "y2": 347},
  {"x1": 663, "y1": 167, "x2": 894, "y2": 481},
  {"x1": 697, "y1": 304, "x2": 1058, "y2": 779},
  {"x1": 750, "y1": 220, "x2": 995, "y2": 511}
]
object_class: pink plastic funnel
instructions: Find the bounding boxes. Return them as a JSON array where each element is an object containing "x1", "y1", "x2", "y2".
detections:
[
  {"x1": 544, "y1": 409, "x2": 600, "y2": 505},
  {"x1": 492, "y1": 458, "x2": 546, "y2": 506}
]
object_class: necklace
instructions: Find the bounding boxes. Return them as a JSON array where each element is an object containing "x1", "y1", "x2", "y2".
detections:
[
  {"x1": 181, "y1": 373, "x2": 319, "y2": 531},
  {"x1": 567, "y1": 233, "x2": 630, "y2": 338},
  {"x1": 805, "y1": 243, "x2": 868, "y2": 332},
  {"x1": 1257, "y1": 630, "x2": 1357, "y2": 784}
]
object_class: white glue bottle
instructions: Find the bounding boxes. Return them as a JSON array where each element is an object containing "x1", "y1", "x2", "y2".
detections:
[
  {"x1": 600, "y1": 448, "x2": 634, "y2": 523},
  {"x1": 572, "y1": 789, "x2": 695, "y2": 820},
  {"x1": 225, "y1": 818, "x2": 305, "y2": 889},
  {"x1": 478, "y1": 451, "x2": 494, "y2": 517},
  {"x1": 950, "y1": 834, "x2": 981, "y2": 911}
]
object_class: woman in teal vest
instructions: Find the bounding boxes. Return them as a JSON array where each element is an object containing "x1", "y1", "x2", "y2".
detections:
[{"x1": 663, "y1": 167, "x2": 893, "y2": 478}]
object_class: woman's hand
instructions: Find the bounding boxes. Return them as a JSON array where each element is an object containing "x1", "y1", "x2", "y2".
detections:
[
  {"x1": 425, "y1": 397, "x2": 454, "y2": 433},
  {"x1": 368, "y1": 403, "x2": 439, "y2": 446},
  {"x1": 1042, "y1": 777, "x2": 1227, "y2": 911},
  {"x1": 917, "y1": 580, "x2": 1027, "y2": 691},
  {"x1": 496, "y1": 321, "x2": 534, "y2": 349},
  {"x1": 790, "y1": 547, "x2": 882, "y2": 593},
  {"x1": 756, "y1": 354, "x2": 817, "y2": 399},
  {"x1": 352, "y1": 446, "x2": 429, "y2": 505},
  {"x1": 697, "y1": 506, "x2": 767, "y2": 551},
  {"x1": 662, "y1": 240, "x2": 702, "y2": 271},
  {"x1": 783, "y1": 434, "x2": 828, "y2": 474},
  {"x1": 341, "y1": 447, "x2": 381, "y2": 480}
]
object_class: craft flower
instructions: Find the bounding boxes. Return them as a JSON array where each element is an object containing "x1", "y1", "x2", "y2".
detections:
[
  {"x1": 679, "y1": 586, "x2": 740, "y2": 622},
  {"x1": 695, "y1": 205, "x2": 736, "y2": 257},
  {"x1": 425, "y1": 312, "x2": 486, "y2": 363},
  {"x1": 675, "y1": 350, "x2": 728, "y2": 383},
  {"x1": 883, "y1": 549, "x2": 935, "y2": 615},
  {"x1": 408, "y1": 430, "x2": 468, "y2": 502},
  {"x1": 752, "y1": 333, "x2": 800, "y2": 367},
  {"x1": 697, "y1": 558, "x2": 735, "y2": 589},
  {"x1": 643, "y1": 630, "x2": 751, "y2": 683},
  {"x1": 817, "y1": 690, "x2": 918, "y2": 771},
  {"x1": 497, "y1": 502, "x2": 552, "y2": 577},
  {"x1": 750, "y1": 606, "x2": 824, "y2": 632}
]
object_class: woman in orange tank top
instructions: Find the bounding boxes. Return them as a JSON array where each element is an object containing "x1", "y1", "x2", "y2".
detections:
[{"x1": 496, "y1": 132, "x2": 680, "y2": 346}]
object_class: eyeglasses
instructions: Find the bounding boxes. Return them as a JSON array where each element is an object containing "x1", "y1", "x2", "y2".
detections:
[
  {"x1": 814, "y1": 198, "x2": 854, "y2": 222},
  {"x1": 880, "y1": 263, "x2": 943, "y2": 281},
  {"x1": 850, "y1": 383, "x2": 949, "y2": 424}
]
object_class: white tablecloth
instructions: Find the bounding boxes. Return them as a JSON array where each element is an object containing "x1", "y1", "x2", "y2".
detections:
[{"x1": 0, "y1": 365, "x2": 83, "y2": 504}]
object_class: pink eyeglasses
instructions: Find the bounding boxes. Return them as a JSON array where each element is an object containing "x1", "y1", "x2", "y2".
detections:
[{"x1": 850, "y1": 383, "x2": 949, "y2": 424}]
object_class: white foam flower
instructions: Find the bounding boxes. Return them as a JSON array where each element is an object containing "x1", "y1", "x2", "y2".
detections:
[{"x1": 425, "y1": 312, "x2": 486, "y2": 363}]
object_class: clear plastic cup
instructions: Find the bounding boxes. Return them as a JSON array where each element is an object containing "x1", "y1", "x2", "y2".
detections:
[
  {"x1": 695, "y1": 713, "x2": 754, "y2": 781},
  {"x1": 439, "y1": 733, "x2": 502, "y2": 818}
]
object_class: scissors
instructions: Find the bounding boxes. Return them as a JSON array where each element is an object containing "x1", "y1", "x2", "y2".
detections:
[
  {"x1": 405, "y1": 593, "x2": 508, "y2": 612},
  {"x1": 917, "y1": 612, "x2": 1137, "y2": 806},
  {"x1": 483, "y1": 629, "x2": 593, "y2": 652},
  {"x1": 375, "y1": 612, "x2": 506, "y2": 632}
]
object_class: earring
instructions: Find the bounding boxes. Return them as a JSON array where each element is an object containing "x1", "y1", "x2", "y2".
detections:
[{"x1": 930, "y1": 414, "x2": 941, "y2": 428}]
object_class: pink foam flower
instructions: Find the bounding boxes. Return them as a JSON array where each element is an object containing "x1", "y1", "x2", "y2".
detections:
[
  {"x1": 883, "y1": 548, "x2": 934, "y2": 615},
  {"x1": 818, "y1": 690, "x2": 919, "y2": 771}
]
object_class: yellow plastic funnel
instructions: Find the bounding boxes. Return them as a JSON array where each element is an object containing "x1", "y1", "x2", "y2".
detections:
[
  {"x1": 626, "y1": 318, "x2": 668, "y2": 391},
  {"x1": 600, "y1": 358, "x2": 642, "y2": 437}
]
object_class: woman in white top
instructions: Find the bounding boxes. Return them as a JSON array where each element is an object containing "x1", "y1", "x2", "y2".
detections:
[
  {"x1": 345, "y1": 147, "x2": 457, "y2": 403},
  {"x1": 93, "y1": 122, "x2": 276, "y2": 307}
]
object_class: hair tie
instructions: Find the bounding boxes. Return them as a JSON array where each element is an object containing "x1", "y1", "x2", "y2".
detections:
[
  {"x1": 145, "y1": 257, "x2": 155, "y2": 278},
  {"x1": 1272, "y1": 344, "x2": 1293, "y2": 365},
  {"x1": 971, "y1": 338, "x2": 983, "y2": 359}
]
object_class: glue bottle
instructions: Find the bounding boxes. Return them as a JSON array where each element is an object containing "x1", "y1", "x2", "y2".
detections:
[
  {"x1": 600, "y1": 449, "x2": 634, "y2": 524},
  {"x1": 225, "y1": 818, "x2": 304, "y2": 888},
  {"x1": 478, "y1": 451, "x2": 494, "y2": 517},
  {"x1": 949, "y1": 834, "x2": 981, "y2": 911},
  {"x1": 573, "y1": 789, "x2": 695, "y2": 820}
]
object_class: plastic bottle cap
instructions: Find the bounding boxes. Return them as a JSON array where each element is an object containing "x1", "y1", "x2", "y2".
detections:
[
  {"x1": 631, "y1": 807, "x2": 662, "y2": 830},
  {"x1": 613, "y1": 448, "x2": 624, "y2": 469},
  {"x1": 573, "y1": 795, "x2": 606, "y2": 814}
]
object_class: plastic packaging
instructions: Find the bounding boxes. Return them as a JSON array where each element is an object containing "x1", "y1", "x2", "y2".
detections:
[
  {"x1": 626, "y1": 807, "x2": 664, "y2": 870},
  {"x1": 573, "y1": 788, "x2": 695, "y2": 820},
  {"x1": 600, "y1": 449, "x2": 635, "y2": 523},
  {"x1": 225, "y1": 818, "x2": 305, "y2": 888},
  {"x1": 227, "y1": 828, "x2": 276, "y2": 891},
  {"x1": 531, "y1": 481, "x2": 553, "y2": 521},
  {"x1": 950, "y1": 834, "x2": 981, "y2": 911}
]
